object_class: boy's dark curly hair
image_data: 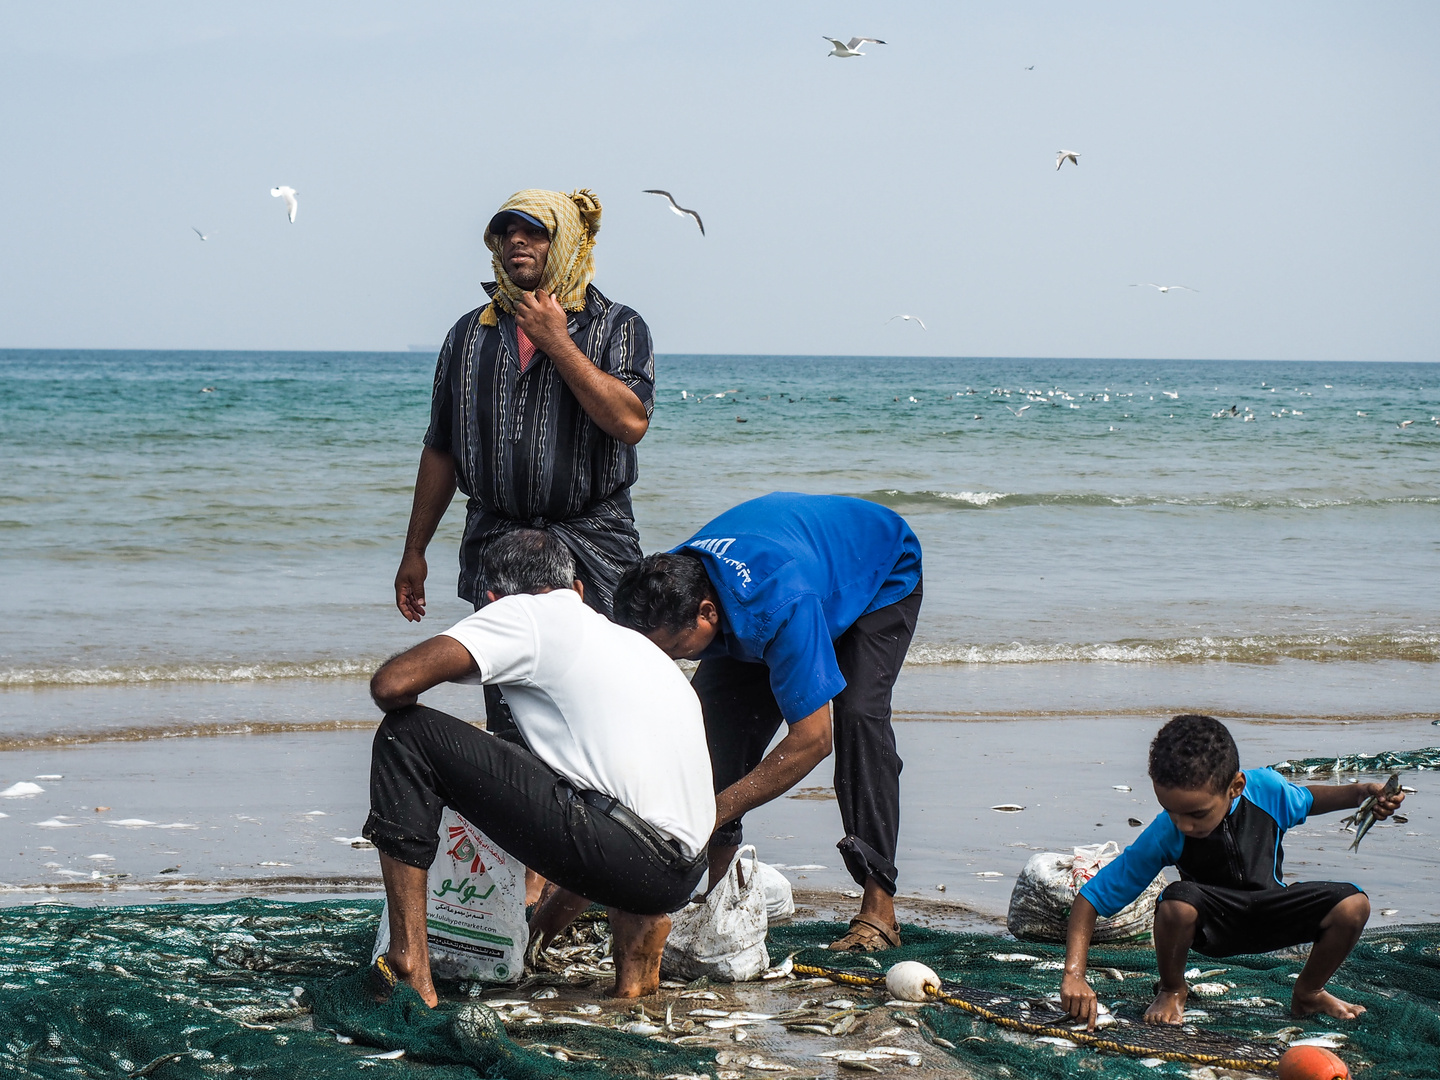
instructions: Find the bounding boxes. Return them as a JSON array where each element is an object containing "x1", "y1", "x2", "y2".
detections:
[
  {"x1": 1148, "y1": 714, "x2": 1240, "y2": 793},
  {"x1": 612, "y1": 552, "x2": 714, "y2": 635}
]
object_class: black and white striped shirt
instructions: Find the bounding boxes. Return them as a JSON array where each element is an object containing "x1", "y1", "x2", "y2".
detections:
[{"x1": 424, "y1": 283, "x2": 655, "y2": 613}]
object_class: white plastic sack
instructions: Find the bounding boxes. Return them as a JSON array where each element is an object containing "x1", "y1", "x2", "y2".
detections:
[
  {"x1": 1006, "y1": 840, "x2": 1166, "y2": 944},
  {"x1": 373, "y1": 808, "x2": 526, "y2": 983},
  {"x1": 754, "y1": 860, "x2": 796, "y2": 923},
  {"x1": 662, "y1": 845, "x2": 770, "y2": 982}
]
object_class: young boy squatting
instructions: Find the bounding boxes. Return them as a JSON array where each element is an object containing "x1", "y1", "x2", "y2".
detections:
[{"x1": 1060, "y1": 714, "x2": 1405, "y2": 1029}]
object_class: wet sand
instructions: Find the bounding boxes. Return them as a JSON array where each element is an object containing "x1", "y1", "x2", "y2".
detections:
[{"x1": 3, "y1": 704, "x2": 1435, "y2": 923}]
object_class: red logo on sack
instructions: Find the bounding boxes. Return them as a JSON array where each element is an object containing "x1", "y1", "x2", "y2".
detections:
[{"x1": 446, "y1": 824, "x2": 487, "y2": 875}]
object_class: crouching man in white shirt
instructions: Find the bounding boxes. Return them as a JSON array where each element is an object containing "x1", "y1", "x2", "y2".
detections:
[{"x1": 363, "y1": 529, "x2": 714, "y2": 1001}]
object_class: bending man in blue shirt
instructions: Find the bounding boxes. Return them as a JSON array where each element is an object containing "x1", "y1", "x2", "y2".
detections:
[{"x1": 614, "y1": 492, "x2": 922, "y2": 951}]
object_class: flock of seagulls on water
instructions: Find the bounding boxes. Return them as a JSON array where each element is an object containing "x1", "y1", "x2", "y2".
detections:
[{"x1": 670, "y1": 381, "x2": 1437, "y2": 434}]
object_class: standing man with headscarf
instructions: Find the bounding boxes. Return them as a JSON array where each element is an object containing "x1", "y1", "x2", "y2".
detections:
[{"x1": 394, "y1": 189, "x2": 655, "y2": 739}]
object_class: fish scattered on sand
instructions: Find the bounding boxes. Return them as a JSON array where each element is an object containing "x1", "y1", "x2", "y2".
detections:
[
  {"x1": 990, "y1": 804, "x2": 1025, "y2": 812},
  {"x1": 1035, "y1": 1036, "x2": 1078, "y2": 1049},
  {"x1": 1189, "y1": 982, "x2": 1228, "y2": 997}
]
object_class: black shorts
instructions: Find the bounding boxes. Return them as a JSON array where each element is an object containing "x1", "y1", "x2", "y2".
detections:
[{"x1": 1160, "y1": 879, "x2": 1363, "y2": 957}]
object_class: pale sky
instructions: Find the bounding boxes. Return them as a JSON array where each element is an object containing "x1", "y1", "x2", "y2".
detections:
[{"x1": 1, "y1": 2, "x2": 1436, "y2": 360}]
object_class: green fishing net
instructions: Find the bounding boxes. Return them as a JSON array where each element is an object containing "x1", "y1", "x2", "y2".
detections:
[
  {"x1": 3, "y1": 900, "x2": 1438, "y2": 1078},
  {"x1": 0, "y1": 898, "x2": 715, "y2": 1080},
  {"x1": 1271, "y1": 745, "x2": 1440, "y2": 776},
  {"x1": 771, "y1": 921, "x2": 1440, "y2": 1079}
]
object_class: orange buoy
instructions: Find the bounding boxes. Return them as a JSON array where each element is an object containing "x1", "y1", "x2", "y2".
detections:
[{"x1": 1278, "y1": 1044, "x2": 1350, "y2": 1080}]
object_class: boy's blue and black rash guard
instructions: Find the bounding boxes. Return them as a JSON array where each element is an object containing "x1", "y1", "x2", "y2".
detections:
[
  {"x1": 673, "y1": 493, "x2": 922, "y2": 724},
  {"x1": 1078, "y1": 768, "x2": 1315, "y2": 918}
]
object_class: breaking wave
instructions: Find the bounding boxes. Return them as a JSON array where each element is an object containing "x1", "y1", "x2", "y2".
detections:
[
  {"x1": 905, "y1": 633, "x2": 1440, "y2": 666},
  {"x1": 4, "y1": 636, "x2": 1437, "y2": 691},
  {"x1": 0, "y1": 658, "x2": 379, "y2": 688},
  {"x1": 865, "y1": 489, "x2": 1440, "y2": 511}
]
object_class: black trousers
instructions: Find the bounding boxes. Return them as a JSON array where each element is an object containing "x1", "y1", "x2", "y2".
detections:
[
  {"x1": 1162, "y1": 879, "x2": 1363, "y2": 957},
  {"x1": 692, "y1": 581, "x2": 921, "y2": 895},
  {"x1": 362, "y1": 704, "x2": 704, "y2": 915}
]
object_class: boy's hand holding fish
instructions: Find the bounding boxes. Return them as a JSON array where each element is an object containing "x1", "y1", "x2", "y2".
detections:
[{"x1": 1324, "y1": 773, "x2": 1405, "y2": 850}]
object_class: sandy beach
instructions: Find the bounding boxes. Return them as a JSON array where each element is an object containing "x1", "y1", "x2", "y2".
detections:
[{"x1": 5, "y1": 668, "x2": 1435, "y2": 924}]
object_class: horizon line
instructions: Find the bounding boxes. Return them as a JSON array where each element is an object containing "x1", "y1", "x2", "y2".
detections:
[{"x1": 0, "y1": 347, "x2": 1434, "y2": 366}]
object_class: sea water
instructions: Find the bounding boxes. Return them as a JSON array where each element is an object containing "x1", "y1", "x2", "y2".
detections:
[
  {"x1": 3, "y1": 351, "x2": 1436, "y2": 700},
  {"x1": 2, "y1": 350, "x2": 1437, "y2": 905}
]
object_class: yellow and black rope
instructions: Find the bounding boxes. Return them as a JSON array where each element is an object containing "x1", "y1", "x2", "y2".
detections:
[{"x1": 791, "y1": 962, "x2": 1282, "y2": 1074}]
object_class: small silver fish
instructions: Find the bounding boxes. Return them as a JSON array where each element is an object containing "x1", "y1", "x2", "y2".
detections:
[{"x1": 1341, "y1": 772, "x2": 1401, "y2": 850}]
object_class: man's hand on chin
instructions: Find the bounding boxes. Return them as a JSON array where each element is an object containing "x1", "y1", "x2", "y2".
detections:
[{"x1": 514, "y1": 289, "x2": 570, "y2": 354}]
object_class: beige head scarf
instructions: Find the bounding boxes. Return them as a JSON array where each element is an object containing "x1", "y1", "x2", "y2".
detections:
[{"x1": 480, "y1": 188, "x2": 602, "y2": 327}]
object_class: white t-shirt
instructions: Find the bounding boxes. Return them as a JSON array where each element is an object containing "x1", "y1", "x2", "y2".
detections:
[{"x1": 440, "y1": 589, "x2": 715, "y2": 859}]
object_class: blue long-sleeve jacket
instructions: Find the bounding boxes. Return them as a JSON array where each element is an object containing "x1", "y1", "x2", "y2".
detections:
[{"x1": 1079, "y1": 768, "x2": 1315, "y2": 918}]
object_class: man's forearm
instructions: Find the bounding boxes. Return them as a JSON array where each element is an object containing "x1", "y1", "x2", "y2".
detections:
[
  {"x1": 1064, "y1": 895, "x2": 1099, "y2": 977},
  {"x1": 714, "y1": 707, "x2": 832, "y2": 828},
  {"x1": 546, "y1": 340, "x2": 649, "y2": 445},
  {"x1": 404, "y1": 447, "x2": 459, "y2": 554}
]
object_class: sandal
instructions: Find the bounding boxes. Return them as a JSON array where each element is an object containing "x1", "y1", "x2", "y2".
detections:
[
  {"x1": 364, "y1": 955, "x2": 401, "y2": 1003},
  {"x1": 827, "y1": 914, "x2": 902, "y2": 952}
]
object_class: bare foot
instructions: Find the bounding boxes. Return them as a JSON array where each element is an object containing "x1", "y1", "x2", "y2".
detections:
[
  {"x1": 527, "y1": 886, "x2": 592, "y2": 970},
  {"x1": 524, "y1": 868, "x2": 548, "y2": 907},
  {"x1": 1143, "y1": 986, "x2": 1187, "y2": 1025},
  {"x1": 1293, "y1": 988, "x2": 1367, "y2": 1020},
  {"x1": 608, "y1": 909, "x2": 670, "y2": 998},
  {"x1": 381, "y1": 952, "x2": 438, "y2": 1008}
]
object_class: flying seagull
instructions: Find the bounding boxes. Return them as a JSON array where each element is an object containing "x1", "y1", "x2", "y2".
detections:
[
  {"x1": 888, "y1": 314, "x2": 927, "y2": 330},
  {"x1": 642, "y1": 190, "x2": 704, "y2": 235},
  {"x1": 191, "y1": 227, "x2": 215, "y2": 241},
  {"x1": 1006, "y1": 405, "x2": 1031, "y2": 418},
  {"x1": 824, "y1": 36, "x2": 886, "y2": 58},
  {"x1": 1056, "y1": 150, "x2": 1080, "y2": 170},
  {"x1": 1131, "y1": 283, "x2": 1197, "y2": 293},
  {"x1": 1025, "y1": 65, "x2": 1034, "y2": 70},
  {"x1": 270, "y1": 186, "x2": 299, "y2": 223}
]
